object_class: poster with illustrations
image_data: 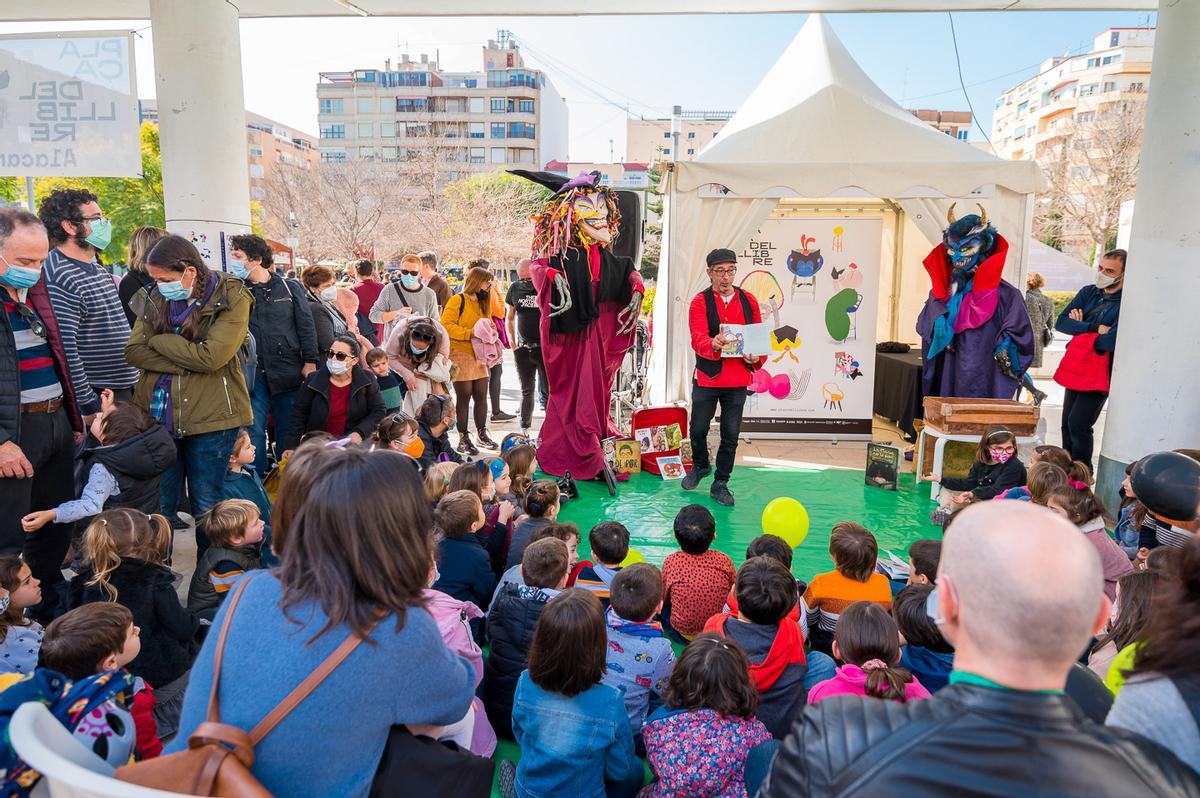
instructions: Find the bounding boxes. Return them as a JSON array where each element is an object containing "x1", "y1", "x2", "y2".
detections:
[{"x1": 736, "y1": 216, "x2": 882, "y2": 437}]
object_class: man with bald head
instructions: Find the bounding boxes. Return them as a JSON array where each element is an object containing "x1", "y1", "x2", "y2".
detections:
[
  {"x1": 505, "y1": 258, "x2": 547, "y2": 436},
  {"x1": 760, "y1": 502, "x2": 1200, "y2": 797}
]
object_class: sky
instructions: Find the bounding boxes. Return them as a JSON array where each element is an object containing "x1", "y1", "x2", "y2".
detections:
[{"x1": 0, "y1": 11, "x2": 1155, "y2": 163}]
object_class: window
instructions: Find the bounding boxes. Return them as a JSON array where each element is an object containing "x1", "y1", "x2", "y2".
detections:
[
  {"x1": 380, "y1": 72, "x2": 428, "y2": 88},
  {"x1": 249, "y1": 164, "x2": 265, "y2": 179},
  {"x1": 469, "y1": 122, "x2": 485, "y2": 139},
  {"x1": 1110, "y1": 31, "x2": 1120, "y2": 47},
  {"x1": 491, "y1": 99, "x2": 506, "y2": 113},
  {"x1": 248, "y1": 144, "x2": 263, "y2": 158},
  {"x1": 507, "y1": 122, "x2": 535, "y2": 139},
  {"x1": 1128, "y1": 81, "x2": 1145, "y2": 92},
  {"x1": 957, "y1": 129, "x2": 969, "y2": 141},
  {"x1": 1087, "y1": 57, "x2": 1100, "y2": 69},
  {"x1": 687, "y1": 148, "x2": 694, "y2": 155},
  {"x1": 357, "y1": 98, "x2": 373, "y2": 114},
  {"x1": 687, "y1": 131, "x2": 695, "y2": 139},
  {"x1": 662, "y1": 147, "x2": 670, "y2": 155},
  {"x1": 491, "y1": 148, "x2": 506, "y2": 164},
  {"x1": 1103, "y1": 81, "x2": 1117, "y2": 93},
  {"x1": 1017, "y1": 101, "x2": 1028, "y2": 113},
  {"x1": 319, "y1": 124, "x2": 345, "y2": 139},
  {"x1": 518, "y1": 99, "x2": 535, "y2": 114},
  {"x1": 1102, "y1": 54, "x2": 1121, "y2": 65},
  {"x1": 380, "y1": 121, "x2": 395, "y2": 138},
  {"x1": 396, "y1": 98, "x2": 428, "y2": 113},
  {"x1": 491, "y1": 123, "x2": 506, "y2": 138},
  {"x1": 382, "y1": 146, "x2": 400, "y2": 162},
  {"x1": 1076, "y1": 112, "x2": 1095, "y2": 122},
  {"x1": 320, "y1": 150, "x2": 347, "y2": 163},
  {"x1": 318, "y1": 98, "x2": 343, "y2": 114},
  {"x1": 250, "y1": 187, "x2": 266, "y2": 201},
  {"x1": 662, "y1": 132, "x2": 670, "y2": 139},
  {"x1": 357, "y1": 122, "x2": 373, "y2": 138},
  {"x1": 354, "y1": 70, "x2": 377, "y2": 83},
  {"x1": 359, "y1": 146, "x2": 376, "y2": 159},
  {"x1": 469, "y1": 147, "x2": 485, "y2": 164},
  {"x1": 468, "y1": 97, "x2": 486, "y2": 114},
  {"x1": 1080, "y1": 83, "x2": 1098, "y2": 96},
  {"x1": 1014, "y1": 125, "x2": 1026, "y2": 139}
]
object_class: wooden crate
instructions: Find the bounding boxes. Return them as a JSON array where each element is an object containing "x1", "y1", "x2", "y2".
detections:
[{"x1": 922, "y1": 396, "x2": 1039, "y2": 436}]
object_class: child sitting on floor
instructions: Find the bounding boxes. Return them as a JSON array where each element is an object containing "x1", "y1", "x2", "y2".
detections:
[
  {"x1": 601, "y1": 563, "x2": 675, "y2": 745},
  {"x1": 369, "y1": 411, "x2": 423, "y2": 459},
  {"x1": 906, "y1": 539, "x2": 941, "y2": 586},
  {"x1": 893, "y1": 584, "x2": 955, "y2": 692},
  {"x1": 41, "y1": 602, "x2": 163, "y2": 761},
  {"x1": 0, "y1": 557, "x2": 42, "y2": 675},
  {"x1": 491, "y1": 522, "x2": 580, "y2": 612},
  {"x1": 1024, "y1": 461, "x2": 1070, "y2": 507},
  {"x1": 187, "y1": 499, "x2": 266, "y2": 621},
  {"x1": 1088, "y1": 570, "x2": 1158, "y2": 681},
  {"x1": 641, "y1": 634, "x2": 776, "y2": 798},
  {"x1": 661, "y1": 504, "x2": 736, "y2": 642},
  {"x1": 450, "y1": 460, "x2": 515, "y2": 576},
  {"x1": 365, "y1": 347, "x2": 404, "y2": 413},
  {"x1": 504, "y1": 589, "x2": 643, "y2": 798},
  {"x1": 575, "y1": 521, "x2": 631, "y2": 603},
  {"x1": 424, "y1": 461, "x2": 457, "y2": 506},
  {"x1": 485, "y1": 537, "x2": 570, "y2": 738},
  {"x1": 704, "y1": 557, "x2": 807, "y2": 739},
  {"x1": 501, "y1": 442, "x2": 538, "y2": 503},
  {"x1": 1047, "y1": 485, "x2": 1133, "y2": 600},
  {"x1": 808, "y1": 600, "x2": 931, "y2": 704},
  {"x1": 505, "y1": 480, "x2": 561, "y2": 570},
  {"x1": 431, "y1": 490, "x2": 497, "y2": 613},
  {"x1": 725, "y1": 534, "x2": 805, "y2": 622},
  {"x1": 801, "y1": 521, "x2": 893, "y2": 656},
  {"x1": 221, "y1": 429, "x2": 276, "y2": 566},
  {"x1": 925, "y1": 425, "x2": 1027, "y2": 509}
]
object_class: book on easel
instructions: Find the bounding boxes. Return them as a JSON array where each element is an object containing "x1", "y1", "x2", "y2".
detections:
[{"x1": 865, "y1": 442, "x2": 900, "y2": 490}]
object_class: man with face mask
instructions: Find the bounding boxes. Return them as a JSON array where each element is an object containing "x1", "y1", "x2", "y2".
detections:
[
  {"x1": 369, "y1": 253, "x2": 439, "y2": 344},
  {"x1": 38, "y1": 189, "x2": 138, "y2": 429},
  {"x1": 1054, "y1": 249, "x2": 1126, "y2": 471},
  {"x1": 916, "y1": 204, "x2": 1035, "y2": 401},
  {"x1": 0, "y1": 209, "x2": 83, "y2": 621}
]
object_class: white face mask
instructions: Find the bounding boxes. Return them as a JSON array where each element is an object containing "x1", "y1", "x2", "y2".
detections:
[
  {"x1": 320, "y1": 286, "x2": 338, "y2": 302},
  {"x1": 326, "y1": 358, "x2": 350, "y2": 375},
  {"x1": 1095, "y1": 272, "x2": 1120, "y2": 289}
]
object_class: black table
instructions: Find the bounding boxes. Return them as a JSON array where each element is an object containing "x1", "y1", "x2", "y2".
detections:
[{"x1": 874, "y1": 349, "x2": 924, "y2": 439}]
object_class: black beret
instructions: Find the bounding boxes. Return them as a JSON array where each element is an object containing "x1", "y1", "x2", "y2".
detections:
[{"x1": 706, "y1": 249, "x2": 738, "y2": 269}]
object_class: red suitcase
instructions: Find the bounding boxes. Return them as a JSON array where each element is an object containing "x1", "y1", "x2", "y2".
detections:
[{"x1": 630, "y1": 405, "x2": 692, "y2": 476}]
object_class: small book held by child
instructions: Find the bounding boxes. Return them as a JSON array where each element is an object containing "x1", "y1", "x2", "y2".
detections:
[{"x1": 876, "y1": 549, "x2": 910, "y2": 581}]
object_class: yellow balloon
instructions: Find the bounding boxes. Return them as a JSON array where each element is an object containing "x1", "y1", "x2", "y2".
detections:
[
  {"x1": 620, "y1": 549, "x2": 646, "y2": 567},
  {"x1": 761, "y1": 497, "x2": 810, "y2": 548}
]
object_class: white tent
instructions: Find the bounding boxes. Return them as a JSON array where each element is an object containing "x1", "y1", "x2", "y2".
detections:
[{"x1": 649, "y1": 14, "x2": 1045, "y2": 405}]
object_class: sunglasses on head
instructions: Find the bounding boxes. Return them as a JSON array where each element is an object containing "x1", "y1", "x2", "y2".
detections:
[
  {"x1": 411, "y1": 329, "x2": 435, "y2": 343},
  {"x1": 325, "y1": 349, "x2": 355, "y2": 362}
]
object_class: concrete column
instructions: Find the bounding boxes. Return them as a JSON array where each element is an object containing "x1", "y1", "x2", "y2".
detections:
[
  {"x1": 1096, "y1": 0, "x2": 1200, "y2": 511},
  {"x1": 149, "y1": 0, "x2": 250, "y2": 267}
]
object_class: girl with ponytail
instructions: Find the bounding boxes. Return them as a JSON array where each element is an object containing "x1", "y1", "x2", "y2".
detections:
[{"x1": 808, "y1": 601, "x2": 932, "y2": 704}]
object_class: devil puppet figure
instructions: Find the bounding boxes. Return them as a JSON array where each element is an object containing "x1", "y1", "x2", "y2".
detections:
[
  {"x1": 916, "y1": 204, "x2": 1035, "y2": 399},
  {"x1": 510, "y1": 169, "x2": 642, "y2": 481}
]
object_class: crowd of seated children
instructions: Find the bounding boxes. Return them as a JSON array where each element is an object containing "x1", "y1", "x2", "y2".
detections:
[
  {"x1": 506, "y1": 480, "x2": 561, "y2": 570},
  {"x1": 575, "y1": 521, "x2": 631, "y2": 603},
  {"x1": 801, "y1": 521, "x2": 892, "y2": 656},
  {"x1": 703, "y1": 557, "x2": 808, "y2": 739},
  {"x1": 186, "y1": 499, "x2": 266, "y2": 621},
  {"x1": 807, "y1": 600, "x2": 931, "y2": 704},
  {"x1": 485, "y1": 537, "x2": 570, "y2": 737},
  {"x1": 40, "y1": 602, "x2": 162, "y2": 761},
  {"x1": 601, "y1": 563, "x2": 675, "y2": 750},
  {"x1": 893, "y1": 584, "x2": 955, "y2": 691},
  {"x1": 506, "y1": 589, "x2": 643, "y2": 798},
  {"x1": 0, "y1": 557, "x2": 43, "y2": 675},
  {"x1": 661, "y1": 505, "x2": 736, "y2": 642},
  {"x1": 491, "y1": 522, "x2": 580, "y2": 610}
]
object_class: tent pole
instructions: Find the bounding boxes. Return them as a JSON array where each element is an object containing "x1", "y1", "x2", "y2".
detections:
[{"x1": 886, "y1": 200, "x2": 904, "y2": 341}]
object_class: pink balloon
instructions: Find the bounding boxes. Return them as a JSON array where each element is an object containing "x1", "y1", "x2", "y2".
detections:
[{"x1": 768, "y1": 373, "x2": 792, "y2": 399}]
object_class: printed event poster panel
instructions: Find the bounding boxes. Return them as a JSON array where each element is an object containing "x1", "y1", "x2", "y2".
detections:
[
  {"x1": 736, "y1": 216, "x2": 883, "y2": 438},
  {"x1": 0, "y1": 32, "x2": 141, "y2": 177}
]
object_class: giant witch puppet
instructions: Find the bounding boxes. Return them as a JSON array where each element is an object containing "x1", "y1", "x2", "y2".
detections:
[
  {"x1": 916, "y1": 204, "x2": 1035, "y2": 399},
  {"x1": 511, "y1": 170, "x2": 643, "y2": 480}
]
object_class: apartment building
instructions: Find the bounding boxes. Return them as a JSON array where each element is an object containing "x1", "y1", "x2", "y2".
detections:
[
  {"x1": 138, "y1": 100, "x2": 319, "y2": 204},
  {"x1": 315, "y1": 34, "x2": 568, "y2": 177},
  {"x1": 909, "y1": 109, "x2": 972, "y2": 140},
  {"x1": 990, "y1": 27, "x2": 1153, "y2": 162},
  {"x1": 545, "y1": 160, "x2": 652, "y2": 190}
]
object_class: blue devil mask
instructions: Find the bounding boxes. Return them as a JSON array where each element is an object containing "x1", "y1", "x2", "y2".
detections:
[{"x1": 942, "y1": 203, "x2": 997, "y2": 274}]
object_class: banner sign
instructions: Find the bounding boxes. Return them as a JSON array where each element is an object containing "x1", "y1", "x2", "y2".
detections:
[
  {"x1": 735, "y1": 216, "x2": 882, "y2": 438},
  {"x1": 0, "y1": 32, "x2": 140, "y2": 177}
]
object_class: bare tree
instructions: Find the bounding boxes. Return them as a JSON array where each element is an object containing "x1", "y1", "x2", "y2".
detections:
[
  {"x1": 1036, "y1": 98, "x2": 1145, "y2": 262},
  {"x1": 439, "y1": 170, "x2": 548, "y2": 265}
]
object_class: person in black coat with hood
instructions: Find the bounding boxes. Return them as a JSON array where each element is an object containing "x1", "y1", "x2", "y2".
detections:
[
  {"x1": 20, "y1": 392, "x2": 175, "y2": 534},
  {"x1": 281, "y1": 333, "x2": 385, "y2": 454}
]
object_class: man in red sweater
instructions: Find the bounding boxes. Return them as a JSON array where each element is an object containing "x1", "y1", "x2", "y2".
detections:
[{"x1": 683, "y1": 248, "x2": 765, "y2": 506}]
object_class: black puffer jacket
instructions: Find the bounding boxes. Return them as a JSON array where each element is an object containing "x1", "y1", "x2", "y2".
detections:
[
  {"x1": 245, "y1": 273, "x2": 319, "y2": 395},
  {"x1": 70, "y1": 558, "x2": 200, "y2": 689},
  {"x1": 483, "y1": 583, "x2": 552, "y2": 737},
  {"x1": 281, "y1": 366, "x2": 385, "y2": 450},
  {"x1": 78, "y1": 423, "x2": 177, "y2": 514},
  {"x1": 759, "y1": 684, "x2": 1200, "y2": 798}
]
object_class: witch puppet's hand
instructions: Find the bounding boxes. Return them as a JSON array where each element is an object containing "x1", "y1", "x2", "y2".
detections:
[
  {"x1": 548, "y1": 272, "x2": 573, "y2": 318},
  {"x1": 617, "y1": 291, "x2": 643, "y2": 336}
]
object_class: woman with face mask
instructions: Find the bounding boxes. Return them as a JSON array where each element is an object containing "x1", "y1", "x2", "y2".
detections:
[
  {"x1": 383, "y1": 315, "x2": 452, "y2": 416},
  {"x1": 300, "y1": 264, "x2": 349, "y2": 356},
  {"x1": 279, "y1": 333, "x2": 385, "y2": 458},
  {"x1": 124, "y1": 235, "x2": 254, "y2": 551},
  {"x1": 440, "y1": 267, "x2": 500, "y2": 455}
]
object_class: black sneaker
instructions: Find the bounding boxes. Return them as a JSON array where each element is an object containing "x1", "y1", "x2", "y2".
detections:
[
  {"x1": 1032, "y1": 388, "x2": 1049, "y2": 406},
  {"x1": 681, "y1": 466, "x2": 711, "y2": 491},
  {"x1": 491, "y1": 410, "x2": 517, "y2": 422},
  {"x1": 710, "y1": 480, "x2": 735, "y2": 506},
  {"x1": 497, "y1": 760, "x2": 516, "y2": 798},
  {"x1": 457, "y1": 434, "x2": 479, "y2": 455},
  {"x1": 477, "y1": 430, "x2": 499, "y2": 449}
]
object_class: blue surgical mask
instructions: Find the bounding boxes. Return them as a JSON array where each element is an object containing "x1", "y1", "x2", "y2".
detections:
[
  {"x1": 157, "y1": 280, "x2": 193, "y2": 302},
  {"x1": 926, "y1": 586, "x2": 944, "y2": 625},
  {"x1": 229, "y1": 259, "x2": 250, "y2": 279},
  {"x1": 400, "y1": 274, "x2": 420, "y2": 290},
  {"x1": 0, "y1": 256, "x2": 42, "y2": 290},
  {"x1": 409, "y1": 342, "x2": 429, "y2": 356},
  {"x1": 84, "y1": 217, "x2": 112, "y2": 251}
]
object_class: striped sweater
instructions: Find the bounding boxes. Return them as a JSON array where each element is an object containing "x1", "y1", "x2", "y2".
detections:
[{"x1": 43, "y1": 249, "x2": 138, "y2": 414}]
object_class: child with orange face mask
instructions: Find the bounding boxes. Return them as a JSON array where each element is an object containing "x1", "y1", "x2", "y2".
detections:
[{"x1": 370, "y1": 412, "x2": 426, "y2": 461}]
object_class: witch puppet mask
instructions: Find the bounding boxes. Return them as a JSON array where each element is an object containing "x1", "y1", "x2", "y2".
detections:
[
  {"x1": 942, "y1": 203, "x2": 997, "y2": 275},
  {"x1": 511, "y1": 169, "x2": 622, "y2": 257}
]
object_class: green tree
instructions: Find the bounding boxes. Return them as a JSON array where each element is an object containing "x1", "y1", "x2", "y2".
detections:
[
  {"x1": 639, "y1": 165, "x2": 664, "y2": 282},
  {"x1": 33, "y1": 122, "x2": 165, "y2": 262},
  {"x1": 0, "y1": 178, "x2": 20, "y2": 204}
]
